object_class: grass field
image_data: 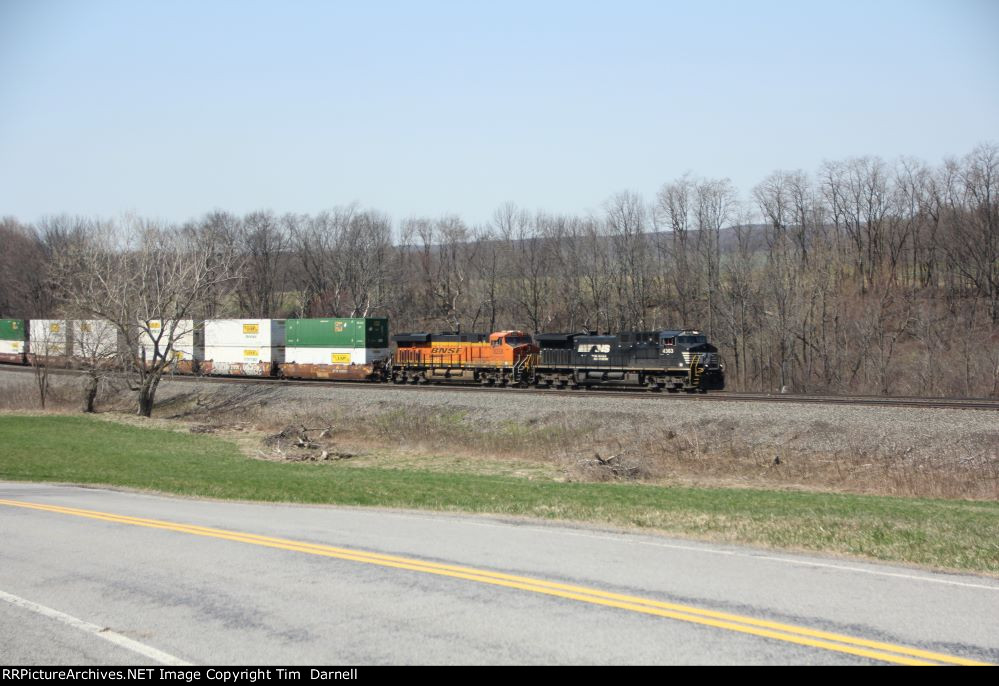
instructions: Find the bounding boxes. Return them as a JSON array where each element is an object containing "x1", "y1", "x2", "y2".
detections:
[{"x1": 1, "y1": 414, "x2": 997, "y2": 575}]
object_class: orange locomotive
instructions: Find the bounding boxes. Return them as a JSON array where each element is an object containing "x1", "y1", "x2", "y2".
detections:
[{"x1": 391, "y1": 331, "x2": 539, "y2": 386}]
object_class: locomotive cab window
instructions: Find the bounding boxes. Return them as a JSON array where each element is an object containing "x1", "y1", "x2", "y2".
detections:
[{"x1": 662, "y1": 337, "x2": 675, "y2": 346}]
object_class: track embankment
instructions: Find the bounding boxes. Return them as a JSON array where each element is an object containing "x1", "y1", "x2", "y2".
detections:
[
  {"x1": 2, "y1": 366, "x2": 996, "y2": 501},
  {"x1": 2, "y1": 360, "x2": 998, "y2": 409}
]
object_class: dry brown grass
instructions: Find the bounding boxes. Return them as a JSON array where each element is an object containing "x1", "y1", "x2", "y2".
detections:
[
  {"x1": 152, "y1": 395, "x2": 999, "y2": 501},
  {"x1": 3, "y1": 370, "x2": 995, "y2": 501},
  {"x1": 0, "y1": 373, "x2": 75, "y2": 412}
]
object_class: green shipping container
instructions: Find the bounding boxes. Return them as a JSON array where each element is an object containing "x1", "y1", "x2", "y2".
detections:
[
  {"x1": 285, "y1": 318, "x2": 388, "y2": 348},
  {"x1": 0, "y1": 319, "x2": 26, "y2": 341}
]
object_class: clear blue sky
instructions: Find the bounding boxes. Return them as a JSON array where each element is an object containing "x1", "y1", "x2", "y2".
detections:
[{"x1": 1, "y1": 0, "x2": 996, "y2": 227}]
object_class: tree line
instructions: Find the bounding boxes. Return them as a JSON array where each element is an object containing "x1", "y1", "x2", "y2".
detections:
[{"x1": 1, "y1": 142, "x2": 996, "y2": 402}]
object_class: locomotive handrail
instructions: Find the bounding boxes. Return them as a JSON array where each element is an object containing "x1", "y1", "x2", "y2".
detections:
[
  {"x1": 513, "y1": 352, "x2": 538, "y2": 381},
  {"x1": 688, "y1": 353, "x2": 702, "y2": 388}
]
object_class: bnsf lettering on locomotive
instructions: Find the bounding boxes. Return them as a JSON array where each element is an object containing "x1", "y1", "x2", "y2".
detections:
[{"x1": 431, "y1": 347, "x2": 462, "y2": 354}]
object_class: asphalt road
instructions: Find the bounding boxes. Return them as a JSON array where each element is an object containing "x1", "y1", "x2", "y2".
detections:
[{"x1": 0, "y1": 482, "x2": 996, "y2": 665}]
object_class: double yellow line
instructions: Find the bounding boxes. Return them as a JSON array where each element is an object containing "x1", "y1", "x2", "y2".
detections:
[{"x1": 0, "y1": 498, "x2": 988, "y2": 666}]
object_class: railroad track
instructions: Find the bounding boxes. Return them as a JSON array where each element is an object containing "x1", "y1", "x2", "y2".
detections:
[{"x1": 2, "y1": 362, "x2": 997, "y2": 410}]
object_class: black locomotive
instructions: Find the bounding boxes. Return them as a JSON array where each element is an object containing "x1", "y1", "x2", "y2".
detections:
[{"x1": 531, "y1": 329, "x2": 724, "y2": 392}]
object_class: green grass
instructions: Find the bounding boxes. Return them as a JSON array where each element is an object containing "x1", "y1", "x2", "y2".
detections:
[{"x1": 1, "y1": 414, "x2": 998, "y2": 575}]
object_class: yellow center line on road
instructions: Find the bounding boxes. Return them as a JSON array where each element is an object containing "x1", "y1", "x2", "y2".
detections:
[{"x1": 0, "y1": 498, "x2": 989, "y2": 666}]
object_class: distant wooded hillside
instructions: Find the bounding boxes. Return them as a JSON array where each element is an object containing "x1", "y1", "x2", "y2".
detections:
[{"x1": 2, "y1": 143, "x2": 996, "y2": 397}]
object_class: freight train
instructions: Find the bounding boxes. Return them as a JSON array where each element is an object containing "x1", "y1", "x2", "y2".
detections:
[{"x1": 0, "y1": 317, "x2": 725, "y2": 392}]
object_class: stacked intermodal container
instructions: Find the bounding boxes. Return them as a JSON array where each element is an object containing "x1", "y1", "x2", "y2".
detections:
[
  {"x1": 28, "y1": 320, "x2": 69, "y2": 357},
  {"x1": 138, "y1": 320, "x2": 203, "y2": 370},
  {"x1": 282, "y1": 318, "x2": 389, "y2": 379},
  {"x1": 203, "y1": 319, "x2": 285, "y2": 375},
  {"x1": 0, "y1": 319, "x2": 27, "y2": 363}
]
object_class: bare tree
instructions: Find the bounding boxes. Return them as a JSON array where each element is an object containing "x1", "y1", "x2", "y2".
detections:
[
  {"x1": 183, "y1": 211, "x2": 241, "y2": 318},
  {"x1": 578, "y1": 218, "x2": 614, "y2": 333},
  {"x1": 27, "y1": 320, "x2": 66, "y2": 409},
  {"x1": 291, "y1": 206, "x2": 392, "y2": 317},
  {"x1": 0, "y1": 218, "x2": 49, "y2": 317},
  {"x1": 694, "y1": 179, "x2": 737, "y2": 338},
  {"x1": 717, "y1": 216, "x2": 761, "y2": 390},
  {"x1": 235, "y1": 210, "x2": 289, "y2": 317},
  {"x1": 544, "y1": 214, "x2": 589, "y2": 331},
  {"x1": 855, "y1": 278, "x2": 914, "y2": 395},
  {"x1": 0, "y1": 216, "x2": 84, "y2": 318},
  {"x1": 54, "y1": 217, "x2": 239, "y2": 417},
  {"x1": 947, "y1": 144, "x2": 999, "y2": 323},
  {"x1": 340, "y1": 210, "x2": 394, "y2": 317},
  {"x1": 72, "y1": 318, "x2": 124, "y2": 413},
  {"x1": 655, "y1": 176, "x2": 698, "y2": 327},
  {"x1": 605, "y1": 191, "x2": 654, "y2": 330},
  {"x1": 467, "y1": 222, "x2": 505, "y2": 332},
  {"x1": 292, "y1": 209, "x2": 347, "y2": 316},
  {"x1": 500, "y1": 207, "x2": 558, "y2": 333},
  {"x1": 403, "y1": 215, "x2": 478, "y2": 331}
]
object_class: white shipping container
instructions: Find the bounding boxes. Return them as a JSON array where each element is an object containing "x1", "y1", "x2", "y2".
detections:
[
  {"x1": 204, "y1": 345, "x2": 284, "y2": 364},
  {"x1": 0, "y1": 340, "x2": 24, "y2": 355},
  {"x1": 285, "y1": 347, "x2": 389, "y2": 365},
  {"x1": 139, "y1": 320, "x2": 202, "y2": 362},
  {"x1": 28, "y1": 320, "x2": 69, "y2": 356},
  {"x1": 72, "y1": 320, "x2": 118, "y2": 359},
  {"x1": 204, "y1": 319, "x2": 285, "y2": 348}
]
